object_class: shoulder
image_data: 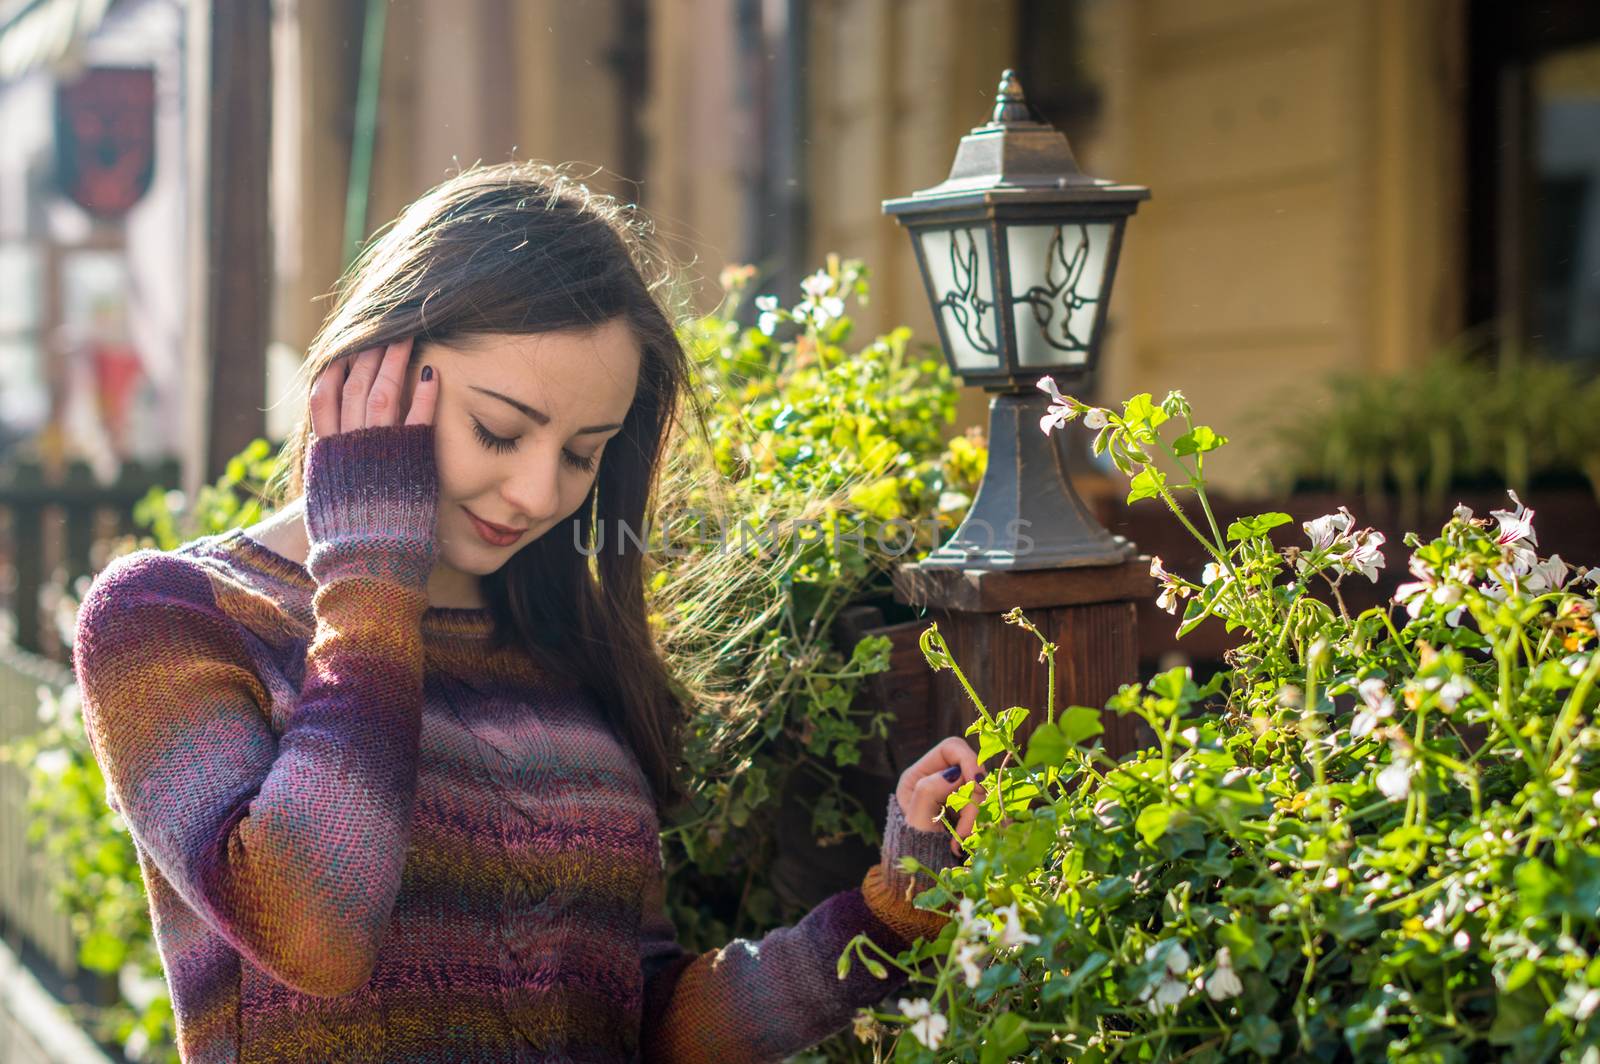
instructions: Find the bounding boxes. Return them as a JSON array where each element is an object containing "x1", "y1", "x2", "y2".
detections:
[
  {"x1": 78, "y1": 548, "x2": 222, "y2": 625},
  {"x1": 74, "y1": 548, "x2": 238, "y2": 671}
]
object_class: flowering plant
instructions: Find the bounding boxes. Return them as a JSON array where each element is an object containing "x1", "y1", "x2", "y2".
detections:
[{"x1": 838, "y1": 384, "x2": 1600, "y2": 1061}]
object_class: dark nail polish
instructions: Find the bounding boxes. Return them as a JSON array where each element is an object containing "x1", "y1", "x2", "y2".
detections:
[
  {"x1": 941, "y1": 765, "x2": 962, "y2": 782},
  {"x1": 421, "y1": 365, "x2": 434, "y2": 382},
  {"x1": 977, "y1": 770, "x2": 988, "y2": 781}
]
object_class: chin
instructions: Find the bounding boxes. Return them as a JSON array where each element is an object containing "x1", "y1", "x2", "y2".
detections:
[{"x1": 439, "y1": 538, "x2": 519, "y2": 577}]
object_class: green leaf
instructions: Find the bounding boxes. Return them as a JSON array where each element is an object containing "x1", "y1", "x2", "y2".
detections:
[
  {"x1": 918, "y1": 625, "x2": 953, "y2": 671},
  {"x1": 1058, "y1": 705, "x2": 1104, "y2": 746},
  {"x1": 1126, "y1": 467, "x2": 1167, "y2": 504},
  {"x1": 79, "y1": 930, "x2": 128, "y2": 972},
  {"x1": 980, "y1": 1013, "x2": 1029, "y2": 1064},
  {"x1": 1217, "y1": 916, "x2": 1272, "y2": 971},
  {"x1": 1042, "y1": 950, "x2": 1110, "y2": 1004},
  {"x1": 1024, "y1": 721, "x2": 1068, "y2": 767},
  {"x1": 1226, "y1": 512, "x2": 1293, "y2": 542},
  {"x1": 1230, "y1": 1015, "x2": 1282, "y2": 1058},
  {"x1": 1122, "y1": 392, "x2": 1169, "y2": 430},
  {"x1": 1173, "y1": 425, "x2": 1228, "y2": 456},
  {"x1": 1135, "y1": 803, "x2": 1178, "y2": 846},
  {"x1": 977, "y1": 729, "x2": 1009, "y2": 764}
]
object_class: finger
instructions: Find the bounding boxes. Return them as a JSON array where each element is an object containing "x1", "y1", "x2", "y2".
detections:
[
  {"x1": 367, "y1": 339, "x2": 412, "y2": 427},
  {"x1": 916, "y1": 736, "x2": 978, "y2": 784},
  {"x1": 309, "y1": 359, "x2": 344, "y2": 438},
  {"x1": 910, "y1": 771, "x2": 964, "y2": 832},
  {"x1": 341, "y1": 347, "x2": 383, "y2": 431},
  {"x1": 404, "y1": 363, "x2": 438, "y2": 426}
]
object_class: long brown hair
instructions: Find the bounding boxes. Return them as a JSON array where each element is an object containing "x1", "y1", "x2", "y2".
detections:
[{"x1": 266, "y1": 161, "x2": 706, "y2": 818}]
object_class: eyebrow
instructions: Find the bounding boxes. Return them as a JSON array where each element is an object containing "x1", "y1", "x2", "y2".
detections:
[{"x1": 468, "y1": 386, "x2": 624, "y2": 435}]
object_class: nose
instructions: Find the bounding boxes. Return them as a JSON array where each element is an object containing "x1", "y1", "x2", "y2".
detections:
[{"x1": 498, "y1": 449, "x2": 564, "y2": 526}]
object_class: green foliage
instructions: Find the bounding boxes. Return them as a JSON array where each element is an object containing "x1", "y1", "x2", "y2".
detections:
[
  {"x1": 651, "y1": 260, "x2": 976, "y2": 990},
  {"x1": 1267, "y1": 339, "x2": 1600, "y2": 514},
  {"x1": 131, "y1": 438, "x2": 279, "y2": 552},
  {"x1": 847, "y1": 386, "x2": 1600, "y2": 1061}
]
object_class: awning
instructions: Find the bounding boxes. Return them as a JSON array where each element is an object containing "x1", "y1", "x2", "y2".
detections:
[{"x1": 0, "y1": 0, "x2": 115, "y2": 82}]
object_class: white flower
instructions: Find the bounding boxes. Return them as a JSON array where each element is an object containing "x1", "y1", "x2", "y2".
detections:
[
  {"x1": 1037, "y1": 376, "x2": 1080, "y2": 434},
  {"x1": 1149, "y1": 976, "x2": 1190, "y2": 1012},
  {"x1": 1452, "y1": 503, "x2": 1475, "y2": 523},
  {"x1": 1203, "y1": 947, "x2": 1243, "y2": 1001},
  {"x1": 1432, "y1": 675, "x2": 1471, "y2": 710},
  {"x1": 1150, "y1": 556, "x2": 1190, "y2": 615},
  {"x1": 1490, "y1": 490, "x2": 1538, "y2": 548},
  {"x1": 1201, "y1": 562, "x2": 1224, "y2": 586},
  {"x1": 1146, "y1": 939, "x2": 1191, "y2": 974},
  {"x1": 1344, "y1": 529, "x2": 1387, "y2": 582},
  {"x1": 1377, "y1": 745, "x2": 1413, "y2": 801},
  {"x1": 1138, "y1": 942, "x2": 1193, "y2": 1015},
  {"x1": 955, "y1": 897, "x2": 993, "y2": 942},
  {"x1": 1303, "y1": 507, "x2": 1355, "y2": 552},
  {"x1": 1394, "y1": 556, "x2": 1467, "y2": 626},
  {"x1": 1528, "y1": 554, "x2": 1571, "y2": 593},
  {"x1": 123, "y1": 1026, "x2": 151, "y2": 1062},
  {"x1": 993, "y1": 902, "x2": 1041, "y2": 950},
  {"x1": 896, "y1": 997, "x2": 948, "y2": 1050},
  {"x1": 754, "y1": 294, "x2": 780, "y2": 336},
  {"x1": 954, "y1": 939, "x2": 987, "y2": 988},
  {"x1": 1139, "y1": 940, "x2": 1190, "y2": 1011},
  {"x1": 1299, "y1": 508, "x2": 1385, "y2": 581},
  {"x1": 1082, "y1": 407, "x2": 1110, "y2": 430},
  {"x1": 800, "y1": 269, "x2": 832, "y2": 300},
  {"x1": 36, "y1": 748, "x2": 71, "y2": 778},
  {"x1": 1351, "y1": 678, "x2": 1395, "y2": 739}
]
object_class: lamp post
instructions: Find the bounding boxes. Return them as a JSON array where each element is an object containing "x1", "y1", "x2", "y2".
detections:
[{"x1": 883, "y1": 69, "x2": 1149, "y2": 570}]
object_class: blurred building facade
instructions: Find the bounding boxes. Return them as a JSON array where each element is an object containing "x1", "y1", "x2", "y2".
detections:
[{"x1": 1, "y1": 0, "x2": 1597, "y2": 497}]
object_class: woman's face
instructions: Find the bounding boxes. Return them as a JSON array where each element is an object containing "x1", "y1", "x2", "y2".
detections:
[{"x1": 398, "y1": 319, "x2": 641, "y2": 581}]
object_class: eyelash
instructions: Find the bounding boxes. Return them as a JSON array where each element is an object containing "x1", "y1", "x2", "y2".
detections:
[{"x1": 470, "y1": 417, "x2": 599, "y2": 473}]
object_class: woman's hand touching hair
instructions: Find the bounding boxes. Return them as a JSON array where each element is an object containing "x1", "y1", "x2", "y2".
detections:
[{"x1": 310, "y1": 337, "x2": 438, "y2": 439}]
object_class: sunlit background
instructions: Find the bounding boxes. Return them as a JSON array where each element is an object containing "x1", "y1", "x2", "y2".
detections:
[{"x1": 1, "y1": 0, "x2": 1598, "y2": 1059}]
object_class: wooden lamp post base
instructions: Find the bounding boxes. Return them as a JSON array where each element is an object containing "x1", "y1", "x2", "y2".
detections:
[{"x1": 890, "y1": 556, "x2": 1158, "y2": 763}]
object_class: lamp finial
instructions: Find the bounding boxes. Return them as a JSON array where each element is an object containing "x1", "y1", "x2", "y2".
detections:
[{"x1": 990, "y1": 69, "x2": 1035, "y2": 125}]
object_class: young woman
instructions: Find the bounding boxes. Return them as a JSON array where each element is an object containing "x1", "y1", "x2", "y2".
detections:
[{"x1": 71, "y1": 162, "x2": 989, "y2": 1062}]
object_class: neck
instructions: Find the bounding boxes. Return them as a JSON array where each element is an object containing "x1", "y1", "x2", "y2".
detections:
[{"x1": 426, "y1": 564, "x2": 488, "y2": 611}]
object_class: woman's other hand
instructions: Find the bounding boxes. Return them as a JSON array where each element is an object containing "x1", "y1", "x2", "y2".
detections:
[
  {"x1": 310, "y1": 338, "x2": 438, "y2": 438},
  {"x1": 896, "y1": 736, "x2": 988, "y2": 857}
]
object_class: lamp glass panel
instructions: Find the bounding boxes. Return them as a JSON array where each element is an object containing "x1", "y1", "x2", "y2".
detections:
[
  {"x1": 1007, "y1": 222, "x2": 1113, "y2": 368},
  {"x1": 918, "y1": 226, "x2": 1003, "y2": 371}
]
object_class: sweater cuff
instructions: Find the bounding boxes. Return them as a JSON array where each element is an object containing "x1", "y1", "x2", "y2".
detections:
[
  {"x1": 879, "y1": 791, "x2": 963, "y2": 900},
  {"x1": 304, "y1": 423, "x2": 439, "y2": 589}
]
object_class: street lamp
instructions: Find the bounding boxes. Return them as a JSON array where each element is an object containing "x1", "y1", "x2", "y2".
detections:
[{"x1": 884, "y1": 69, "x2": 1149, "y2": 570}]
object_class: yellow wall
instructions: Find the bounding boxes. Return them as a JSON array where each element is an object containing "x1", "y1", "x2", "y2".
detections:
[
  {"x1": 1094, "y1": 0, "x2": 1466, "y2": 494},
  {"x1": 272, "y1": 0, "x2": 1468, "y2": 492}
]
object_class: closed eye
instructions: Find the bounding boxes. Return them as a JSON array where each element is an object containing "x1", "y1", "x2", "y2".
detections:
[
  {"x1": 471, "y1": 417, "x2": 599, "y2": 473},
  {"x1": 470, "y1": 417, "x2": 518, "y2": 454}
]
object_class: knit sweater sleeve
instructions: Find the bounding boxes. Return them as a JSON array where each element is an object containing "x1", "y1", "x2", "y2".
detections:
[
  {"x1": 72, "y1": 423, "x2": 439, "y2": 999},
  {"x1": 638, "y1": 791, "x2": 961, "y2": 1061}
]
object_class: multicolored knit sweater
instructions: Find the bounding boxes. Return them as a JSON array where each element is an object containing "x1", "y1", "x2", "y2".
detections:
[{"x1": 72, "y1": 423, "x2": 961, "y2": 1063}]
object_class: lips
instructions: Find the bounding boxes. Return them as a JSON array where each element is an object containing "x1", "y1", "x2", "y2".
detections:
[{"x1": 463, "y1": 506, "x2": 526, "y2": 547}]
